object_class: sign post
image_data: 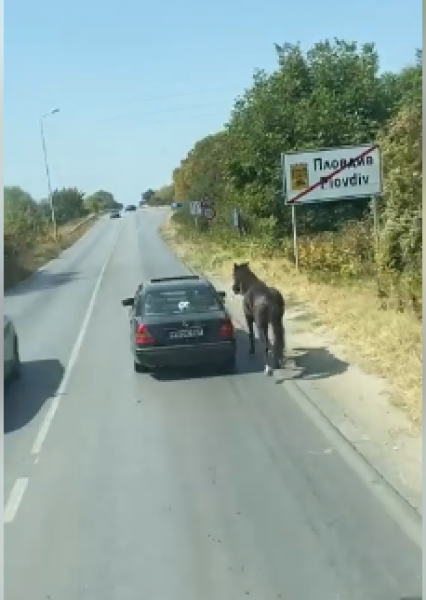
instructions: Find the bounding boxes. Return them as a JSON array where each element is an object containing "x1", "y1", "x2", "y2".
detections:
[
  {"x1": 189, "y1": 201, "x2": 201, "y2": 228},
  {"x1": 200, "y1": 197, "x2": 216, "y2": 223},
  {"x1": 291, "y1": 204, "x2": 299, "y2": 272},
  {"x1": 189, "y1": 199, "x2": 216, "y2": 228},
  {"x1": 371, "y1": 194, "x2": 380, "y2": 257},
  {"x1": 282, "y1": 143, "x2": 383, "y2": 271}
]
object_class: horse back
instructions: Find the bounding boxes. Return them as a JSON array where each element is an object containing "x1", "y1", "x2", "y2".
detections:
[{"x1": 244, "y1": 283, "x2": 284, "y2": 322}]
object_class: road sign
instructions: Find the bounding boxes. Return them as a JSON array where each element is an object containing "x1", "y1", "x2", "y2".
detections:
[
  {"x1": 201, "y1": 198, "x2": 214, "y2": 209},
  {"x1": 189, "y1": 201, "x2": 202, "y2": 216},
  {"x1": 202, "y1": 206, "x2": 216, "y2": 220},
  {"x1": 282, "y1": 144, "x2": 382, "y2": 205}
]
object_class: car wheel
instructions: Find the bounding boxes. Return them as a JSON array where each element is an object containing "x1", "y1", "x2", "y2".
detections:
[
  {"x1": 11, "y1": 337, "x2": 21, "y2": 380},
  {"x1": 134, "y1": 360, "x2": 149, "y2": 373}
]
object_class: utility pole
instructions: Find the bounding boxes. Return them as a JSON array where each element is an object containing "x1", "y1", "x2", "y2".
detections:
[{"x1": 40, "y1": 108, "x2": 60, "y2": 239}]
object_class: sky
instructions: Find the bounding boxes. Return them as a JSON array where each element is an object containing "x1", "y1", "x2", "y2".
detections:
[{"x1": 4, "y1": 0, "x2": 422, "y2": 205}]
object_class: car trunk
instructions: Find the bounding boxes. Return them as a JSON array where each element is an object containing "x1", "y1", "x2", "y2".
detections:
[{"x1": 143, "y1": 311, "x2": 228, "y2": 347}]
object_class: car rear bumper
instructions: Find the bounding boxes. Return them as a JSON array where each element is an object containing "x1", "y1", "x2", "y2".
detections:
[{"x1": 135, "y1": 340, "x2": 236, "y2": 368}]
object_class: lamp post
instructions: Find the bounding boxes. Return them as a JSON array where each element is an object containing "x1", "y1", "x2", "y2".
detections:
[{"x1": 40, "y1": 108, "x2": 60, "y2": 239}]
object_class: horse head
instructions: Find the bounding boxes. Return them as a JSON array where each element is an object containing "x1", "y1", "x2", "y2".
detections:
[{"x1": 232, "y1": 262, "x2": 251, "y2": 295}]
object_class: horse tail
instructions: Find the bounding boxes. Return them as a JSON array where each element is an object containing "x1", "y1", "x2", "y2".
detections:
[
  {"x1": 275, "y1": 289, "x2": 285, "y2": 318},
  {"x1": 270, "y1": 293, "x2": 286, "y2": 365}
]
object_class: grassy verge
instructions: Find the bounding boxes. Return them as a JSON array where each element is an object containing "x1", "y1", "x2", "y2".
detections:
[
  {"x1": 162, "y1": 216, "x2": 422, "y2": 429},
  {"x1": 4, "y1": 214, "x2": 98, "y2": 291}
]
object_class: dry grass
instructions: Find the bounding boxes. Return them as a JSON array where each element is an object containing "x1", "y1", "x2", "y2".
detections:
[
  {"x1": 162, "y1": 220, "x2": 422, "y2": 429},
  {"x1": 4, "y1": 215, "x2": 98, "y2": 291}
]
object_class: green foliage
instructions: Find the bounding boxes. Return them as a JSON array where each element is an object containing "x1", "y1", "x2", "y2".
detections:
[
  {"x1": 173, "y1": 132, "x2": 228, "y2": 202},
  {"x1": 375, "y1": 98, "x2": 422, "y2": 313},
  {"x1": 49, "y1": 187, "x2": 86, "y2": 225},
  {"x1": 4, "y1": 186, "x2": 48, "y2": 248},
  {"x1": 148, "y1": 184, "x2": 175, "y2": 206},
  {"x1": 167, "y1": 39, "x2": 422, "y2": 317},
  {"x1": 142, "y1": 188, "x2": 156, "y2": 202},
  {"x1": 85, "y1": 190, "x2": 122, "y2": 213},
  {"x1": 4, "y1": 183, "x2": 113, "y2": 266}
]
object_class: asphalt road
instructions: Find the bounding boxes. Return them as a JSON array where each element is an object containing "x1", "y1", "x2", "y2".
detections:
[{"x1": 4, "y1": 208, "x2": 422, "y2": 600}]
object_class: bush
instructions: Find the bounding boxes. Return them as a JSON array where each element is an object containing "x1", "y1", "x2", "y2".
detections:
[{"x1": 4, "y1": 185, "x2": 116, "y2": 290}]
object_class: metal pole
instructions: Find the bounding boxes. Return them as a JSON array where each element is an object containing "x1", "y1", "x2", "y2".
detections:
[
  {"x1": 40, "y1": 112, "x2": 59, "y2": 240},
  {"x1": 291, "y1": 204, "x2": 299, "y2": 272},
  {"x1": 371, "y1": 195, "x2": 380, "y2": 258}
]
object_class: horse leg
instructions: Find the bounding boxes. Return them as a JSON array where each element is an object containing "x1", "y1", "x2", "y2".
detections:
[
  {"x1": 271, "y1": 324, "x2": 284, "y2": 369},
  {"x1": 245, "y1": 313, "x2": 256, "y2": 355},
  {"x1": 258, "y1": 323, "x2": 273, "y2": 376},
  {"x1": 271, "y1": 302, "x2": 286, "y2": 369}
]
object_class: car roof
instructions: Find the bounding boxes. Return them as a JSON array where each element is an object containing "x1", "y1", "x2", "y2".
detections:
[{"x1": 142, "y1": 275, "x2": 212, "y2": 292}]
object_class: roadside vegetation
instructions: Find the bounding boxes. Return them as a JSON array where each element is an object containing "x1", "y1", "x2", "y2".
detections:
[
  {"x1": 142, "y1": 185, "x2": 175, "y2": 207},
  {"x1": 4, "y1": 186, "x2": 121, "y2": 290},
  {"x1": 160, "y1": 40, "x2": 422, "y2": 426}
]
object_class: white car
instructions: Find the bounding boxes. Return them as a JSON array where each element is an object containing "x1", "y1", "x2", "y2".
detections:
[{"x1": 4, "y1": 315, "x2": 21, "y2": 383}]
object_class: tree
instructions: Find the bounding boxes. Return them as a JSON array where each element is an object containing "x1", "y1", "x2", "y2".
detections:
[
  {"x1": 85, "y1": 190, "x2": 120, "y2": 213},
  {"x1": 148, "y1": 184, "x2": 175, "y2": 206},
  {"x1": 4, "y1": 186, "x2": 37, "y2": 219},
  {"x1": 142, "y1": 189, "x2": 155, "y2": 202},
  {"x1": 4, "y1": 186, "x2": 47, "y2": 242},
  {"x1": 377, "y1": 92, "x2": 422, "y2": 283},
  {"x1": 51, "y1": 187, "x2": 86, "y2": 225}
]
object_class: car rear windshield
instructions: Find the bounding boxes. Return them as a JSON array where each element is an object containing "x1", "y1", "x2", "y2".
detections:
[{"x1": 142, "y1": 286, "x2": 222, "y2": 316}]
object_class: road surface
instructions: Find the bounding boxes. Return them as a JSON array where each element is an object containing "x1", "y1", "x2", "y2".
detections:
[{"x1": 4, "y1": 208, "x2": 422, "y2": 600}]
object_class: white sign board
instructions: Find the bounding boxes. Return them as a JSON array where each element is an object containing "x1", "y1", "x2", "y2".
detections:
[
  {"x1": 282, "y1": 144, "x2": 382, "y2": 205},
  {"x1": 189, "y1": 201, "x2": 202, "y2": 216}
]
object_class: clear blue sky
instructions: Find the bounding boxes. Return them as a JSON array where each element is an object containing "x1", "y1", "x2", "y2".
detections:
[{"x1": 5, "y1": 0, "x2": 422, "y2": 205}]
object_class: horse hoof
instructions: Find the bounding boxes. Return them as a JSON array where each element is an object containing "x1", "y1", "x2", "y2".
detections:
[{"x1": 264, "y1": 365, "x2": 273, "y2": 376}]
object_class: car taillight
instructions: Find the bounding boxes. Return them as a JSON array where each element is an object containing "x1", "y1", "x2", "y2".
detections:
[
  {"x1": 219, "y1": 318, "x2": 234, "y2": 338},
  {"x1": 136, "y1": 323, "x2": 155, "y2": 344}
]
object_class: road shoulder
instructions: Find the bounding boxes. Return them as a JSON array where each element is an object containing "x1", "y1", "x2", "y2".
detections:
[{"x1": 161, "y1": 223, "x2": 422, "y2": 517}]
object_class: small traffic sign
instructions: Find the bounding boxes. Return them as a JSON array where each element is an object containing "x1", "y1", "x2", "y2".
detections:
[
  {"x1": 201, "y1": 198, "x2": 214, "y2": 208},
  {"x1": 203, "y1": 206, "x2": 216, "y2": 220}
]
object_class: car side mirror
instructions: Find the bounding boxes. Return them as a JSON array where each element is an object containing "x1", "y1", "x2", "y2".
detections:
[
  {"x1": 121, "y1": 297, "x2": 134, "y2": 307},
  {"x1": 217, "y1": 291, "x2": 226, "y2": 300}
]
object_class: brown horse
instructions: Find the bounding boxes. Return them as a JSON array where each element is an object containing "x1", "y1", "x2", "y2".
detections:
[{"x1": 232, "y1": 262, "x2": 285, "y2": 375}]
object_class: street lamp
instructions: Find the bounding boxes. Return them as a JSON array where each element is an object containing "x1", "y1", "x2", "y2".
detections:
[{"x1": 40, "y1": 108, "x2": 60, "y2": 239}]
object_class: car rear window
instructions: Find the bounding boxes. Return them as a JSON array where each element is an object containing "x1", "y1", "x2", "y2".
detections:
[{"x1": 142, "y1": 286, "x2": 223, "y2": 316}]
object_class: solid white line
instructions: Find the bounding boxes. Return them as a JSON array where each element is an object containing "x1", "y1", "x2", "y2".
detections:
[
  {"x1": 4, "y1": 478, "x2": 29, "y2": 524},
  {"x1": 30, "y1": 220, "x2": 123, "y2": 456}
]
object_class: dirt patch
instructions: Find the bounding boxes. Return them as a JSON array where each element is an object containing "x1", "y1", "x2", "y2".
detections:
[
  {"x1": 4, "y1": 216, "x2": 98, "y2": 291},
  {"x1": 161, "y1": 219, "x2": 422, "y2": 504}
]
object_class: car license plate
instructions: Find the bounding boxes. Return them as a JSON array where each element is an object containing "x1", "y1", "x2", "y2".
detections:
[{"x1": 169, "y1": 328, "x2": 203, "y2": 339}]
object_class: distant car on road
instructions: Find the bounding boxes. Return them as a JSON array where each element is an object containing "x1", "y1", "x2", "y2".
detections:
[
  {"x1": 125, "y1": 205, "x2": 137, "y2": 212},
  {"x1": 121, "y1": 275, "x2": 236, "y2": 374},
  {"x1": 4, "y1": 315, "x2": 20, "y2": 383},
  {"x1": 110, "y1": 211, "x2": 121, "y2": 219}
]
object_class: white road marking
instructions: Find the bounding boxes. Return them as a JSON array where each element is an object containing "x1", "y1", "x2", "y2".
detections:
[
  {"x1": 30, "y1": 220, "x2": 123, "y2": 456},
  {"x1": 4, "y1": 478, "x2": 29, "y2": 523}
]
